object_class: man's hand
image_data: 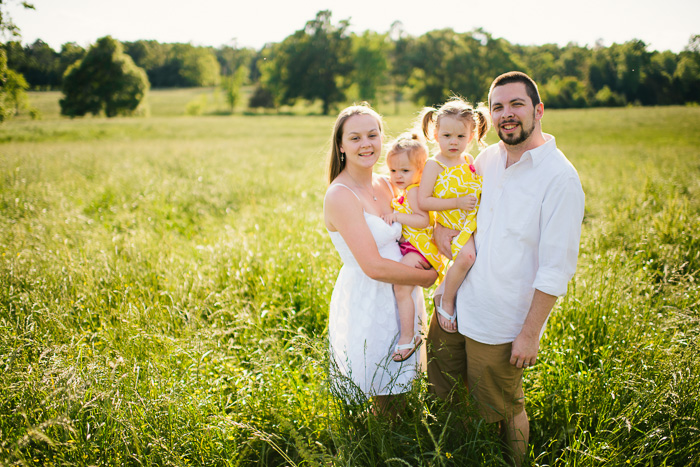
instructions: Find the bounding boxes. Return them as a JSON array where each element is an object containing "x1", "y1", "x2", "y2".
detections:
[
  {"x1": 432, "y1": 223, "x2": 459, "y2": 259},
  {"x1": 510, "y1": 290, "x2": 558, "y2": 369},
  {"x1": 510, "y1": 330, "x2": 540, "y2": 369}
]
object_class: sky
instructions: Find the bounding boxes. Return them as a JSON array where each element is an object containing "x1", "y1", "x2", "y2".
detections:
[{"x1": 5, "y1": 0, "x2": 699, "y2": 53}]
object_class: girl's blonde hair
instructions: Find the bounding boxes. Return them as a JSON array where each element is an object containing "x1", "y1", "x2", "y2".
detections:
[
  {"x1": 419, "y1": 96, "x2": 490, "y2": 149},
  {"x1": 385, "y1": 131, "x2": 429, "y2": 172},
  {"x1": 326, "y1": 102, "x2": 384, "y2": 184}
]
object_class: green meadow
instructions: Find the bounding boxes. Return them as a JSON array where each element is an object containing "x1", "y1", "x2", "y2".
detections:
[{"x1": 1, "y1": 89, "x2": 699, "y2": 466}]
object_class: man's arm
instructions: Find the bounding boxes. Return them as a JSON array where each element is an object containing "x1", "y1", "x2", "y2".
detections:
[
  {"x1": 512, "y1": 169, "x2": 585, "y2": 369},
  {"x1": 509, "y1": 289, "x2": 557, "y2": 368},
  {"x1": 432, "y1": 223, "x2": 459, "y2": 259}
]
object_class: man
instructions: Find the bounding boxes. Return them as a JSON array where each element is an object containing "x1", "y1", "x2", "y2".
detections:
[{"x1": 427, "y1": 71, "x2": 585, "y2": 465}]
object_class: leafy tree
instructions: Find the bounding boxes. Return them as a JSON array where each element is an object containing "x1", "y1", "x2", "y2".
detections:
[
  {"x1": 0, "y1": 0, "x2": 34, "y2": 37},
  {"x1": 216, "y1": 43, "x2": 255, "y2": 77},
  {"x1": 256, "y1": 43, "x2": 281, "y2": 106},
  {"x1": 407, "y1": 28, "x2": 519, "y2": 106},
  {"x1": 387, "y1": 21, "x2": 415, "y2": 114},
  {"x1": 515, "y1": 43, "x2": 559, "y2": 85},
  {"x1": 3, "y1": 41, "x2": 25, "y2": 67},
  {"x1": 123, "y1": 40, "x2": 170, "y2": 86},
  {"x1": 612, "y1": 40, "x2": 650, "y2": 104},
  {"x1": 22, "y1": 39, "x2": 60, "y2": 88},
  {"x1": 0, "y1": 0, "x2": 33, "y2": 121},
  {"x1": 4, "y1": 39, "x2": 83, "y2": 90},
  {"x1": 248, "y1": 84, "x2": 275, "y2": 109},
  {"x1": 638, "y1": 51, "x2": 677, "y2": 105},
  {"x1": 540, "y1": 76, "x2": 589, "y2": 108},
  {"x1": 675, "y1": 52, "x2": 700, "y2": 103},
  {"x1": 587, "y1": 44, "x2": 617, "y2": 93},
  {"x1": 60, "y1": 36, "x2": 149, "y2": 117},
  {"x1": 674, "y1": 35, "x2": 700, "y2": 103},
  {"x1": 478, "y1": 31, "x2": 524, "y2": 95},
  {"x1": 261, "y1": 10, "x2": 352, "y2": 114},
  {"x1": 123, "y1": 40, "x2": 166, "y2": 72},
  {"x1": 407, "y1": 28, "x2": 475, "y2": 106},
  {"x1": 171, "y1": 43, "x2": 220, "y2": 87},
  {"x1": 0, "y1": 48, "x2": 30, "y2": 121},
  {"x1": 58, "y1": 42, "x2": 86, "y2": 77},
  {"x1": 684, "y1": 34, "x2": 700, "y2": 53},
  {"x1": 221, "y1": 65, "x2": 247, "y2": 113},
  {"x1": 351, "y1": 30, "x2": 389, "y2": 103},
  {"x1": 558, "y1": 43, "x2": 589, "y2": 80},
  {"x1": 592, "y1": 85, "x2": 626, "y2": 107},
  {"x1": 123, "y1": 41, "x2": 220, "y2": 88}
]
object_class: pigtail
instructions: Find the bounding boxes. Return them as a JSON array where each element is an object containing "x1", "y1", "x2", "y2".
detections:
[
  {"x1": 473, "y1": 103, "x2": 491, "y2": 148},
  {"x1": 419, "y1": 108, "x2": 437, "y2": 142}
]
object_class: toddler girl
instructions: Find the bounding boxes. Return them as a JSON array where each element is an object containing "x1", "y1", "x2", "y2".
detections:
[
  {"x1": 382, "y1": 132, "x2": 447, "y2": 361},
  {"x1": 417, "y1": 97, "x2": 489, "y2": 333}
]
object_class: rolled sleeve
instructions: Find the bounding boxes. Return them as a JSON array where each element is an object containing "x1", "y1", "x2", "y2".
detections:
[{"x1": 533, "y1": 173, "x2": 585, "y2": 297}]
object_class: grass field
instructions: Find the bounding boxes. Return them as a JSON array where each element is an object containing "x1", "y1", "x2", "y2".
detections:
[{"x1": 1, "y1": 89, "x2": 699, "y2": 466}]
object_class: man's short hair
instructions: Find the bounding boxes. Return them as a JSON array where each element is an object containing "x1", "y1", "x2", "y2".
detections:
[{"x1": 488, "y1": 71, "x2": 541, "y2": 109}]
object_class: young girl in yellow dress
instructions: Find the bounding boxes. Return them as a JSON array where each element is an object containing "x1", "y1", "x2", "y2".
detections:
[
  {"x1": 417, "y1": 97, "x2": 489, "y2": 333},
  {"x1": 381, "y1": 132, "x2": 447, "y2": 361}
]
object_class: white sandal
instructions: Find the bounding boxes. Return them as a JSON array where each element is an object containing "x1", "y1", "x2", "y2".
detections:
[
  {"x1": 392, "y1": 334, "x2": 423, "y2": 362},
  {"x1": 434, "y1": 295, "x2": 457, "y2": 334}
]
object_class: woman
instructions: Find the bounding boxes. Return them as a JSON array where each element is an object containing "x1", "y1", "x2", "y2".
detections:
[{"x1": 323, "y1": 103, "x2": 437, "y2": 412}]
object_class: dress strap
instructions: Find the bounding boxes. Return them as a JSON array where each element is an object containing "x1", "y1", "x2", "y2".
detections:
[
  {"x1": 329, "y1": 183, "x2": 362, "y2": 202},
  {"x1": 377, "y1": 174, "x2": 400, "y2": 198},
  {"x1": 379, "y1": 175, "x2": 393, "y2": 191},
  {"x1": 432, "y1": 158, "x2": 447, "y2": 169}
]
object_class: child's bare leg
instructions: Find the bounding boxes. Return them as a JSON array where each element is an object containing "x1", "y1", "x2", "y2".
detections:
[
  {"x1": 393, "y1": 252, "x2": 423, "y2": 360},
  {"x1": 439, "y1": 236, "x2": 476, "y2": 332}
]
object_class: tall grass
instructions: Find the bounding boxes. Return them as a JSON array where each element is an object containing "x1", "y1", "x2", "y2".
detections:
[{"x1": 0, "y1": 98, "x2": 699, "y2": 466}]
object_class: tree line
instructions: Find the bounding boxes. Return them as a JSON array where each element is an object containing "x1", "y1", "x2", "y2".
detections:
[{"x1": 2, "y1": 10, "x2": 699, "y2": 118}]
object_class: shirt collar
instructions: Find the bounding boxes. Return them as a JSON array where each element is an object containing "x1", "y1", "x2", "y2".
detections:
[{"x1": 498, "y1": 133, "x2": 557, "y2": 168}]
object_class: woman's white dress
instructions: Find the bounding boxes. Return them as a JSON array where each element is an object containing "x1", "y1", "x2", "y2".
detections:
[{"x1": 327, "y1": 189, "x2": 427, "y2": 400}]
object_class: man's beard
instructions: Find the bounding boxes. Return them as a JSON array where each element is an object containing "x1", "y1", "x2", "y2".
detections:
[{"x1": 499, "y1": 112, "x2": 535, "y2": 146}]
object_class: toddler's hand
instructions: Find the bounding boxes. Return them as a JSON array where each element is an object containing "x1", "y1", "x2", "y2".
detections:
[
  {"x1": 381, "y1": 212, "x2": 397, "y2": 225},
  {"x1": 456, "y1": 195, "x2": 478, "y2": 212}
]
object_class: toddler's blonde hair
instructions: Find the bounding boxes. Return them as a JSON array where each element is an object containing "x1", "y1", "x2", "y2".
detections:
[{"x1": 386, "y1": 131, "x2": 429, "y2": 172}]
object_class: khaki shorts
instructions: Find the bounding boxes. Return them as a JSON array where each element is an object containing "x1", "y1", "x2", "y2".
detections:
[{"x1": 426, "y1": 315, "x2": 525, "y2": 423}]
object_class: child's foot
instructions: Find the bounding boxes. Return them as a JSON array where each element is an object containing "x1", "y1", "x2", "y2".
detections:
[
  {"x1": 392, "y1": 334, "x2": 423, "y2": 362},
  {"x1": 434, "y1": 295, "x2": 457, "y2": 333}
]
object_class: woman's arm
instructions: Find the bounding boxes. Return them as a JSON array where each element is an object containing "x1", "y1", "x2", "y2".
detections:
[{"x1": 325, "y1": 186, "x2": 436, "y2": 288}]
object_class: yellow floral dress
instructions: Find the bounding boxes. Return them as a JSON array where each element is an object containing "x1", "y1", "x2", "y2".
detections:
[
  {"x1": 432, "y1": 158, "x2": 482, "y2": 258},
  {"x1": 392, "y1": 184, "x2": 448, "y2": 282}
]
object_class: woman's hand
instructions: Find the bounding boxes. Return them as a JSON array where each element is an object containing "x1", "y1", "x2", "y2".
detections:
[
  {"x1": 418, "y1": 267, "x2": 438, "y2": 287},
  {"x1": 402, "y1": 251, "x2": 431, "y2": 270}
]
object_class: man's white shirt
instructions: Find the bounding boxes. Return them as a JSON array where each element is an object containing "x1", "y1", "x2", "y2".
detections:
[{"x1": 456, "y1": 134, "x2": 585, "y2": 344}]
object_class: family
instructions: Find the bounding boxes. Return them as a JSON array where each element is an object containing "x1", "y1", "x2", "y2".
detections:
[{"x1": 323, "y1": 71, "x2": 585, "y2": 464}]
